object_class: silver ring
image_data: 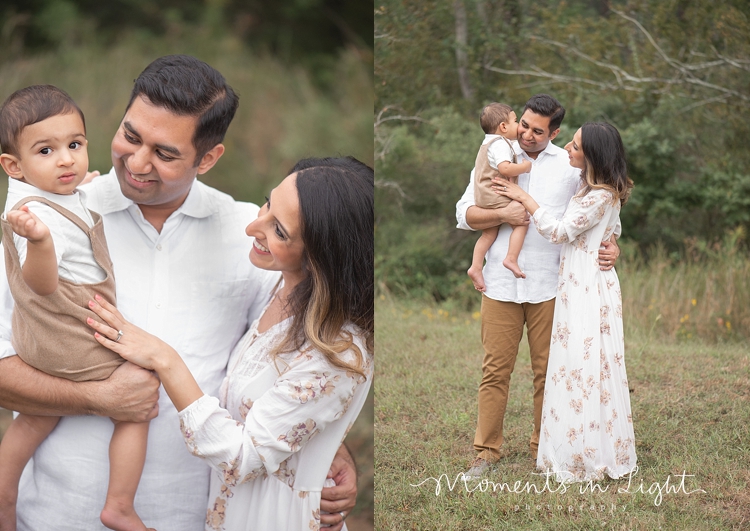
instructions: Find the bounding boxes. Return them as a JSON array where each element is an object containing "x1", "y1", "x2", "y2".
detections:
[
  {"x1": 339, "y1": 511, "x2": 346, "y2": 521},
  {"x1": 115, "y1": 330, "x2": 123, "y2": 343}
]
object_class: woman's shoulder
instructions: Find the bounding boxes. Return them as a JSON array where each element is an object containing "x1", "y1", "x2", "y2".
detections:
[
  {"x1": 291, "y1": 324, "x2": 372, "y2": 378},
  {"x1": 575, "y1": 187, "x2": 615, "y2": 206}
]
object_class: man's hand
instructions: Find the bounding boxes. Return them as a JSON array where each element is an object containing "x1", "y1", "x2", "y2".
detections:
[
  {"x1": 320, "y1": 444, "x2": 357, "y2": 530},
  {"x1": 598, "y1": 238, "x2": 620, "y2": 271},
  {"x1": 466, "y1": 202, "x2": 530, "y2": 230},
  {"x1": 91, "y1": 362, "x2": 160, "y2": 422}
]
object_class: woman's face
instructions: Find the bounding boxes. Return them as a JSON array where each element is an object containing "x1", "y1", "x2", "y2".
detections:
[
  {"x1": 245, "y1": 173, "x2": 306, "y2": 283},
  {"x1": 565, "y1": 128, "x2": 586, "y2": 170}
]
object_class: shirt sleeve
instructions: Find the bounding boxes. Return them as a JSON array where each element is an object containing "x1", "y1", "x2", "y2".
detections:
[
  {"x1": 13, "y1": 201, "x2": 66, "y2": 267},
  {"x1": 532, "y1": 189, "x2": 615, "y2": 244},
  {"x1": 0, "y1": 253, "x2": 16, "y2": 360},
  {"x1": 177, "y1": 349, "x2": 368, "y2": 487},
  {"x1": 487, "y1": 139, "x2": 513, "y2": 169},
  {"x1": 455, "y1": 169, "x2": 476, "y2": 231}
]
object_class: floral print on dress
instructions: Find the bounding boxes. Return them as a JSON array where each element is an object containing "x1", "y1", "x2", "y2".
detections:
[
  {"x1": 289, "y1": 372, "x2": 341, "y2": 404},
  {"x1": 278, "y1": 419, "x2": 318, "y2": 452},
  {"x1": 177, "y1": 311, "x2": 373, "y2": 530},
  {"x1": 552, "y1": 322, "x2": 571, "y2": 349},
  {"x1": 274, "y1": 456, "x2": 296, "y2": 488},
  {"x1": 309, "y1": 508, "x2": 321, "y2": 531},
  {"x1": 206, "y1": 497, "x2": 227, "y2": 531},
  {"x1": 534, "y1": 188, "x2": 636, "y2": 482}
]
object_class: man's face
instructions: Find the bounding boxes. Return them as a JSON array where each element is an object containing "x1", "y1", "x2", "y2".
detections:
[
  {"x1": 517, "y1": 110, "x2": 559, "y2": 155},
  {"x1": 111, "y1": 95, "x2": 201, "y2": 211}
]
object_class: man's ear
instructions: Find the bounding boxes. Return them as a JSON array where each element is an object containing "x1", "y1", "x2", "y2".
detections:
[
  {"x1": 548, "y1": 128, "x2": 561, "y2": 142},
  {"x1": 0, "y1": 153, "x2": 23, "y2": 180},
  {"x1": 196, "y1": 144, "x2": 226, "y2": 175}
]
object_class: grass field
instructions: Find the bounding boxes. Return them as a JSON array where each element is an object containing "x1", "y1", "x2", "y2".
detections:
[{"x1": 375, "y1": 297, "x2": 750, "y2": 530}]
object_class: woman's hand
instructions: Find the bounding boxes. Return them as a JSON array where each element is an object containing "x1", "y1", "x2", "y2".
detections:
[
  {"x1": 87, "y1": 295, "x2": 205, "y2": 412},
  {"x1": 86, "y1": 294, "x2": 176, "y2": 372},
  {"x1": 493, "y1": 180, "x2": 529, "y2": 203}
]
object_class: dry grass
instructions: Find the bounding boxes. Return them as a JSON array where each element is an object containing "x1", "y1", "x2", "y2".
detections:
[{"x1": 375, "y1": 297, "x2": 750, "y2": 530}]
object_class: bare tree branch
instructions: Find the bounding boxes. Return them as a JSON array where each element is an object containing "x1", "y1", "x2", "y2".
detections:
[{"x1": 483, "y1": 11, "x2": 750, "y2": 104}]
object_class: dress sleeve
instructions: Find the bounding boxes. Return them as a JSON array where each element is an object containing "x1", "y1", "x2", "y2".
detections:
[
  {"x1": 455, "y1": 169, "x2": 477, "y2": 231},
  {"x1": 177, "y1": 348, "x2": 369, "y2": 487},
  {"x1": 532, "y1": 189, "x2": 615, "y2": 244}
]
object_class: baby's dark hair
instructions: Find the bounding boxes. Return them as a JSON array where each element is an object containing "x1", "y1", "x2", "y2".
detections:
[
  {"x1": 0, "y1": 85, "x2": 85, "y2": 157},
  {"x1": 479, "y1": 103, "x2": 514, "y2": 134}
]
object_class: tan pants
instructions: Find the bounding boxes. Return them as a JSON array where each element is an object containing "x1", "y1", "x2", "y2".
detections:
[{"x1": 473, "y1": 296, "x2": 555, "y2": 461}]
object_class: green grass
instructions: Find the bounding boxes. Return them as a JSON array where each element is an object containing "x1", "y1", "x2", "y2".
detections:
[{"x1": 375, "y1": 297, "x2": 750, "y2": 530}]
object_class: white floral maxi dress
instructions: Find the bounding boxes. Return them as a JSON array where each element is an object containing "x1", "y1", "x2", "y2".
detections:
[
  {"x1": 177, "y1": 301, "x2": 373, "y2": 531},
  {"x1": 533, "y1": 188, "x2": 637, "y2": 482}
]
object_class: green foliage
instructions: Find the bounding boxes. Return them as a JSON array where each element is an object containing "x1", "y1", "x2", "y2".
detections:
[
  {"x1": 375, "y1": 0, "x2": 750, "y2": 305},
  {"x1": 0, "y1": 0, "x2": 372, "y2": 66},
  {"x1": 0, "y1": 21, "x2": 373, "y2": 208}
]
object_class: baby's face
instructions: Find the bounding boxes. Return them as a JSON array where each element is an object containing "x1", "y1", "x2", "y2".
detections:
[
  {"x1": 501, "y1": 111, "x2": 519, "y2": 140},
  {"x1": 11, "y1": 112, "x2": 88, "y2": 195}
]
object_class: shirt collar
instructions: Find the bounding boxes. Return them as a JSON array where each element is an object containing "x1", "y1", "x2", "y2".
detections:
[
  {"x1": 96, "y1": 170, "x2": 214, "y2": 220},
  {"x1": 5, "y1": 177, "x2": 87, "y2": 210},
  {"x1": 517, "y1": 140, "x2": 560, "y2": 160}
]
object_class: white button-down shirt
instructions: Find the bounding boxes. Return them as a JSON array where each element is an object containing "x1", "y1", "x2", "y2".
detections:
[
  {"x1": 0, "y1": 169, "x2": 279, "y2": 530},
  {"x1": 456, "y1": 141, "x2": 582, "y2": 303}
]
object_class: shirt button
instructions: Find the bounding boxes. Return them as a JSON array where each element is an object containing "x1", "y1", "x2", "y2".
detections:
[
  {"x1": 155, "y1": 303, "x2": 161, "y2": 309},
  {"x1": 156, "y1": 244, "x2": 162, "y2": 251}
]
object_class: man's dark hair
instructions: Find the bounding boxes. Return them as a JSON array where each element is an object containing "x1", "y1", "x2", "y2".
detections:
[
  {"x1": 0, "y1": 85, "x2": 85, "y2": 157},
  {"x1": 522, "y1": 94, "x2": 565, "y2": 134},
  {"x1": 126, "y1": 55, "x2": 239, "y2": 166}
]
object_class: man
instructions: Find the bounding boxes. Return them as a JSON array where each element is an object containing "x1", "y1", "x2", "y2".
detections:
[
  {"x1": 0, "y1": 55, "x2": 356, "y2": 530},
  {"x1": 456, "y1": 94, "x2": 619, "y2": 477}
]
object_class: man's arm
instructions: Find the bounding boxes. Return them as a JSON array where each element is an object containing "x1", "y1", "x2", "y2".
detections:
[
  {"x1": 465, "y1": 202, "x2": 529, "y2": 230},
  {"x1": 0, "y1": 356, "x2": 160, "y2": 422},
  {"x1": 319, "y1": 443, "x2": 358, "y2": 530},
  {"x1": 456, "y1": 169, "x2": 530, "y2": 231}
]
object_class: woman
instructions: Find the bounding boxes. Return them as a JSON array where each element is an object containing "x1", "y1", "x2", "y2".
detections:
[
  {"x1": 87, "y1": 157, "x2": 374, "y2": 529},
  {"x1": 497, "y1": 123, "x2": 636, "y2": 482}
]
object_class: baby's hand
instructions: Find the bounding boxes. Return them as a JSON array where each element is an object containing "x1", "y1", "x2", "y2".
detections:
[
  {"x1": 521, "y1": 159, "x2": 532, "y2": 173},
  {"x1": 7, "y1": 206, "x2": 51, "y2": 243}
]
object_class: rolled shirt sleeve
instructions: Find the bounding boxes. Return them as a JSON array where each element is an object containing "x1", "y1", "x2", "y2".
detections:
[{"x1": 455, "y1": 169, "x2": 477, "y2": 231}]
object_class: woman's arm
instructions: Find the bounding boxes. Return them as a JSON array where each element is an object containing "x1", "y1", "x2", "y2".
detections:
[
  {"x1": 87, "y1": 294, "x2": 369, "y2": 486},
  {"x1": 87, "y1": 295, "x2": 204, "y2": 411},
  {"x1": 499, "y1": 183, "x2": 614, "y2": 244}
]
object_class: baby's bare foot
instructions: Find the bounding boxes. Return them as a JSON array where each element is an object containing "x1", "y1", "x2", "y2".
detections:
[
  {"x1": 467, "y1": 266, "x2": 486, "y2": 292},
  {"x1": 503, "y1": 257, "x2": 526, "y2": 279},
  {"x1": 101, "y1": 501, "x2": 150, "y2": 531}
]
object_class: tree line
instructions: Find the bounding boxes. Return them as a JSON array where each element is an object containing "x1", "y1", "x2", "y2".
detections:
[{"x1": 375, "y1": 0, "x2": 750, "y2": 302}]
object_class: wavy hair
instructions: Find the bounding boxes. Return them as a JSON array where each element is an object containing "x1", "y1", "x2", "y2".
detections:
[
  {"x1": 272, "y1": 157, "x2": 373, "y2": 376},
  {"x1": 578, "y1": 122, "x2": 634, "y2": 205}
]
